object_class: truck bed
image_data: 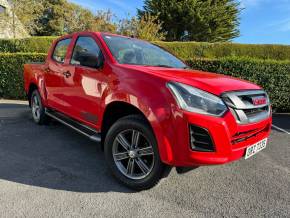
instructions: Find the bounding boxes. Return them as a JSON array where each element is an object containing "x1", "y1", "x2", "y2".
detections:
[{"x1": 23, "y1": 62, "x2": 46, "y2": 95}]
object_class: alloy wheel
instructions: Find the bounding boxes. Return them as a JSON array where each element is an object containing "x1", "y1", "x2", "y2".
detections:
[{"x1": 112, "y1": 129, "x2": 155, "y2": 180}]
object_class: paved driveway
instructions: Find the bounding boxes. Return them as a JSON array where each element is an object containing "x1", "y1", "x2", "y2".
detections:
[{"x1": 0, "y1": 101, "x2": 289, "y2": 217}]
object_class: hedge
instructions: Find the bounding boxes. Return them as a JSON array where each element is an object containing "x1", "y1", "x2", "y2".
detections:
[
  {"x1": 0, "y1": 37, "x2": 57, "y2": 53},
  {"x1": 157, "y1": 42, "x2": 290, "y2": 61},
  {"x1": 0, "y1": 53, "x2": 289, "y2": 112},
  {"x1": 186, "y1": 58, "x2": 290, "y2": 112},
  {"x1": 1, "y1": 37, "x2": 290, "y2": 61},
  {"x1": 0, "y1": 53, "x2": 46, "y2": 99}
]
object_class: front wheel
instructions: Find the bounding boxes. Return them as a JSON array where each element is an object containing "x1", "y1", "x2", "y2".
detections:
[{"x1": 104, "y1": 115, "x2": 165, "y2": 190}]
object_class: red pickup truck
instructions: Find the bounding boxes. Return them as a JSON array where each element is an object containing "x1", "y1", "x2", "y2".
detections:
[{"x1": 24, "y1": 32, "x2": 272, "y2": 190}]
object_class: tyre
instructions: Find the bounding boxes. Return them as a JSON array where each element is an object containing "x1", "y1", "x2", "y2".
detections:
[
  {"x1": 104, "y1": 115, "x2": 165, "y2": 190},
  {"x1": 30, "y1": 89, "x2": 48, "y2": 125}
]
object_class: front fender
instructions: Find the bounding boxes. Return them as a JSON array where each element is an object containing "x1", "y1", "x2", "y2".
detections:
[{"x1": 101, "y1": 77, "x2": 178, "y2": 165}]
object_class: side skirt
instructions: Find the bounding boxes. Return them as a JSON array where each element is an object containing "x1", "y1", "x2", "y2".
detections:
[{"x1": 45, "y1": 109, "x2": 101, "y2": 143}]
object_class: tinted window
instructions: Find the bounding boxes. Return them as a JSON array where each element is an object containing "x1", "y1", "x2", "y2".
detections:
[
  {"x1": 52, "y1": 38, "x2": 71, "y2": 63},
  {"x1": 71, "y1": 36, "x2": 102, "y2": 68},
  {"x1": 102, "y1": 34, "x2": 187, "y2": 69}
]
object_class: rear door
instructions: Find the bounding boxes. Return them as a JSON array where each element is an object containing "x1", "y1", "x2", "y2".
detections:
[
  {"x1": 45, "y1": 37, "x2": 72, "y2": 112},
  {"x1": 62, "y1": 34, "x2": 107, "y2": 130}
]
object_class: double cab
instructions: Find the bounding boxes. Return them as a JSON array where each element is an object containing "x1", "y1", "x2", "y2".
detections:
[{"x1": 24, "y1": 32, "x2": 272, "y2": 190}]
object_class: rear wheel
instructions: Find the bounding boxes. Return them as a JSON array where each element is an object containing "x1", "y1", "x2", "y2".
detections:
[
  {"x1": 30, "y1": 90, "x2": 48, "y2": 125},
  {"x1": 104, "y1": 115, "x2": 165, "y2": 190}
]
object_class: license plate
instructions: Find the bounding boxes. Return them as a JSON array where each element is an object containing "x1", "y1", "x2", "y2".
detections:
[{"x1": 245, "y1": 138, "x2": 267, "y2": 159}]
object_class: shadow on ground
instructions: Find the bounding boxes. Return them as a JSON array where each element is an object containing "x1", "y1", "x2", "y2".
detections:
[
  {"x1": 0, "y1": 103, "x2": 136, "y2": 193},
  {"x1": 1, "y1": 103, "x2": 290, "y2": 216},
  {"x1": 1, "y1": 103, "x2": 288, "y2": 195}
]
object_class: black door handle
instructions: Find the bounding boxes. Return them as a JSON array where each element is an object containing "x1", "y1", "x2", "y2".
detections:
[{"x1": 63, "y1": 71, "x2": 71, "y2": 78}]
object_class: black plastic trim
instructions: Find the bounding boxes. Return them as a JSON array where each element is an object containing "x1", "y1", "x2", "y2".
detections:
[
  {"x1": 45, "y1": 109, "x2": 101, "y2": 143},
  {"x1": 189, "y1": 124, "x2": 215, "y2": 152}
]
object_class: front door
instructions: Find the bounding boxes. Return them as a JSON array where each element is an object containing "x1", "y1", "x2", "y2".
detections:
[{"x1": 62, "y1": 35, "x2": 106, "y2": 130}]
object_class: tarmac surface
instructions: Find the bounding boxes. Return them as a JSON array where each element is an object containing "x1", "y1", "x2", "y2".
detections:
[{"x1": 0, "y1": 101, "x2": 289, "y2": 217}]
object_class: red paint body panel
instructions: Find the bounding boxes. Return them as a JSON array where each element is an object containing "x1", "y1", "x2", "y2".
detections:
[{"x1": 23, "y1": 32, "x2": 272, "y2": 167}]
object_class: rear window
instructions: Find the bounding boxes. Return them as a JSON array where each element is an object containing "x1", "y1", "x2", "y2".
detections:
[{"x1": 52, "y1": 38, "x2": 71, "y2": 63}]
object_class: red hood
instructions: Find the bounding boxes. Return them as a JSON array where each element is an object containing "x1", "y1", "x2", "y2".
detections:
[{"x1": 121, "y1": 65, "x2": 261, "y2": 95}]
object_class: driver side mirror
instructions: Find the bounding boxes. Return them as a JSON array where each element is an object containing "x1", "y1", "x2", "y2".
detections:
[{"x1": 74, "y1": 50, "x2": 104, "y2": 69}]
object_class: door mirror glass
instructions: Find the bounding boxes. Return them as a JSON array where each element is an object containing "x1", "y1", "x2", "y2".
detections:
[
  {"x1": 74, "y1": 50, "x2": 100, "y2": 68},
  {"x1": 71, "y1": 37, "x2": 104, "y2": 69}
]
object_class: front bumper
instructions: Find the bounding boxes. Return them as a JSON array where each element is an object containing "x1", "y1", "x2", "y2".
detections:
[{"x1": 168, "y1": 110, "x2": 272, "y2": 166}]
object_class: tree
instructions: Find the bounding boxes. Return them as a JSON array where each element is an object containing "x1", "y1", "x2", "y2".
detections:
[
  {"x1": 118, "y1": 15, "x2": 135, "y2": 37},
  {"x1": 35, "y1": 0, "x2": 77, "y2": 36},
  {"x1": 138, "y1": 0, "x2": 241, "y2": 42},
  {"x1": 134, "y1": 13, "x2": 166, "y2": 41},
  {"x1": 12, "y1": 0, "x2": 44, "y2": 36},
  {"x1": 63, "y1": 3, "x2": 99, "y2": 34},
  {"x1": 93, "y1": 10, "x2": 117, "y2": 33},
  {"x1": 16, "y1": 0, "x2": 117, "y2": 36},
  {"x1": 118, "y1": 13, "x2": 166, "y2": 41}
]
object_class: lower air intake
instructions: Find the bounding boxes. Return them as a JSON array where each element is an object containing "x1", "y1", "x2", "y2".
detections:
[{"x1": 189, "y1": 125, "x2": 215, "y2": 152}]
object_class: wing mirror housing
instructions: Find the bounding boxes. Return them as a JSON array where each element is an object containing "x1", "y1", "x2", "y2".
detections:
[{"x1": 74, "y1": 51, "x2": 104, "y2": 69}]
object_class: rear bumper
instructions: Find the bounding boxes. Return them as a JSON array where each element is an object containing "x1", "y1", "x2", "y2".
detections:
[{"x1": 165, "y1": 110, "x2": 272, "y2": 166}]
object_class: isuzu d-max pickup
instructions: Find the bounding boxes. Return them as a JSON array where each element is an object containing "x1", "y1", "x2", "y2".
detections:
[{"x1": 24, "y1": 32, "x2": 272, "y2": 190}]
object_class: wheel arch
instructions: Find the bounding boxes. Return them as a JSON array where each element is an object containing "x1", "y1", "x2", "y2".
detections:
[
  {"x1": 100, "y1": 99, "x2": 174, "y2": 165},
  {"x1": 28, "y1": 83, "x2": 38, "y2": 107},
  {"x1": 101, "y1": 101, "x2": 151, "y2": 145}
]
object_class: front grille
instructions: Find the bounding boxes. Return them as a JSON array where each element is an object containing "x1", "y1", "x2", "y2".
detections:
[
  {"x1": 222, "y1": 90, "x2": 270, "y2": 124},
  {"x1": 189, "y1": 125, "x2": 215, "y2": 152},
  {"x1": 243, "y1": 106, "x2": 268, "y2": 117},
  {"x1": 231, "y1": 124, "x2": 270, "y2": 144}
]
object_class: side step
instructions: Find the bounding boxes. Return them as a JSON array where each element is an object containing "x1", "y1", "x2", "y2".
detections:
[{"x1": 45, "y1": 109, "x2": 101, "y2": 143}]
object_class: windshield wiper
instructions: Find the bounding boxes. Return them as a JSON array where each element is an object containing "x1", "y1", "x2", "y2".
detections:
[
  {"x1": 154, "y1": 65, "x2": 191, "y2": 69},
  {"x1": 143, "y1": 64, "x2": 189, "y2": 69},
  {"x1": 153, "y1": 64, "x2": 174, "y2": 68}
]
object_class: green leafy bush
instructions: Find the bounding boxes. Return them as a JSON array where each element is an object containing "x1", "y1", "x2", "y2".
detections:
[
  {"x1": 2, "y1": 37, "x2": 290, "y2": 61},
  {"x1": 0, "y1": 53, "x2": 46, "y2": 99},
  {"x1": 186, "y1": 57, "x2": 290, "y2": 112},
  {"x1": 0, "y1": 37, "x2": 57, "y2": 53},
  {"x1": 156, "y1": 42, "x2": 290, "y2": 61},
  {"x1": 0, "y1": 53, "x2": 289, "y2": 112}
]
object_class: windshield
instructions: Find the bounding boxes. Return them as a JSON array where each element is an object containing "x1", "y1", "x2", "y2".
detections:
[{"x1": 102, "y1": 34, "x2": 187, "y2": 69}]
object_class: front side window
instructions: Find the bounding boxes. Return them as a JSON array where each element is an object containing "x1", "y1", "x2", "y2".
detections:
[
  {"x1": 52, "y1": 38, "x2": 71, "y2": 63},
  {"x1": 102, "y1": 34, "x2": 187, "y2": 69},
  {"x1": 71, "y1": 36, "x2": 103, "y2": 68}
]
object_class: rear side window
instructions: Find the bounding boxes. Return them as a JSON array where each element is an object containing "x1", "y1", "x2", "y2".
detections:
[{"x1": 52, "y1": 38, "x2": 71, "y2": 63}]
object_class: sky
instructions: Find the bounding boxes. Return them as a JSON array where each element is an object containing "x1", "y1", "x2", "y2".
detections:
[{"x1": 69, "y1": 0, "x2": 290, "y2": 45}]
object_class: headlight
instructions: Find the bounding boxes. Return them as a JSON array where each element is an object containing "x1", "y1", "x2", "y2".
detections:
[{"x1": 167, "y1": 82, "x2": 228, "y2": 116}]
